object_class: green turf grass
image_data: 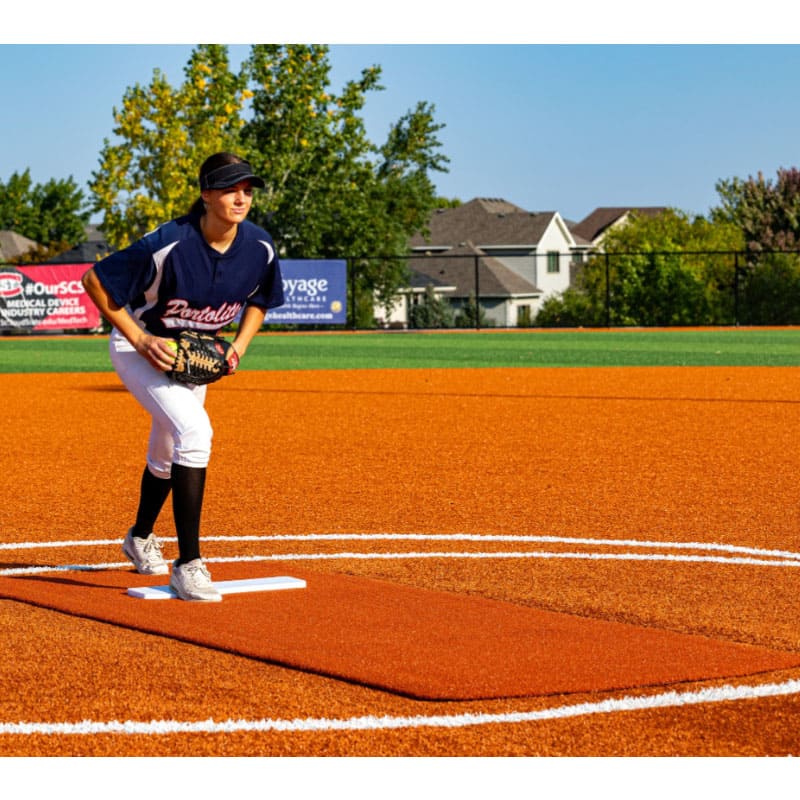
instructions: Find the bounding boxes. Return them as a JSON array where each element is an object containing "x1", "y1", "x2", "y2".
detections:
[{"x1": 2, "y1": 328, "x2": 800, "y2": 373}]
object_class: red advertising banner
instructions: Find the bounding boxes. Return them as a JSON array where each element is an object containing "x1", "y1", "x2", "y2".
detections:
[{"x1": 0, "y1": 263, "x2": 101, "y2": 332}]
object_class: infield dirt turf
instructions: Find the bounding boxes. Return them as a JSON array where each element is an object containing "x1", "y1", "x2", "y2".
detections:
[{"x1": 2, "y1": 365, "x2": 800, "y2": 756}]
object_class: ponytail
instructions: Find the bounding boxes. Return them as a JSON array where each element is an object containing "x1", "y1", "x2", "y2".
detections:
[{"x1": 189, "y1": 197, "x2": 206, "y2": 217}]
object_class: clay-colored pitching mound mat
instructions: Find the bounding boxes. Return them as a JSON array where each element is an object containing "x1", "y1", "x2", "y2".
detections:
[{"x1": 2, "y1": 562, "x2": 799, "y2": 700}]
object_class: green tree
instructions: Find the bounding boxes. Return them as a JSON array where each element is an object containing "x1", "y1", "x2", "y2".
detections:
[
  {"x1": 0, "y1": 169, "x2": 88, "y2": 249},
  {"x1": 736, "y1": 252, "x2": 800, "y2": 324},
  {"x1": 536, "y1": 209, "x2": 743, "y2": 327},
  {"x1": 90, "y1": 44, "x2": 250, "y2": 248},
  {"x1": 0, "y1": 171, "x2": 38, "y2": 239},
  {"x1": 601, "y1": 209, "x2": 742, "y2": 326},
  {"x1": 713, "y1": 167, "x2": 800, "y2": 252},
  {"x1": 408, "y1": 283, "x2": 454, "y2": 329},
  {"x1": 534, "y1": 287, "x2": 598, "y2": 327},
  {"x1": 90, "y1": 44, "x2": 449, "y2": 326},
  {"x1": 241, "y1": 44, "x2": 448, "y2": 326},
  {"x1": 711, "y1": 167, "x2": 800, "y2": 323},
  {"x1": 32, "y1": 177, "x2": 90, "y2": 246},
  {"x1": 454, "y1": 291, "x2": 489, "y2": 328}
]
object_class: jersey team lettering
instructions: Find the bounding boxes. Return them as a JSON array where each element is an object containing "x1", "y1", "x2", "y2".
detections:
[{"x1": 161, "y1": 299, "x2": 243, "y2": 330}]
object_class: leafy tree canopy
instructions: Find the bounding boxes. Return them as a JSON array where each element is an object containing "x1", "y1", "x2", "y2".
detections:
[
  {"x1": 536, "y1": 209, "x2": 745, "y2": 327},
  {"x1": 90, "y1": 44, "x2": 250, "y2": 248},
  {"x1": 408, "y1": 283, "x2": 454, "y2": 329},
  {"x1": 89, "y1": 44, "x2": 450, "y2": 325},
  {"x1": 0, "y1": 169, "x2": 89, "y2": 249},
  {"x1": 602, "y1": 207, "x2": 743, "y2": 254},
  {"x1": 713, "y1": 167, "x2": 800, "y2": 253}
]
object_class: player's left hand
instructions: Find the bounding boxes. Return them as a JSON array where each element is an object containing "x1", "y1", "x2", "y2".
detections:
[{"x1": 224, "y1": 342, "x2": 240, "y2": 374}]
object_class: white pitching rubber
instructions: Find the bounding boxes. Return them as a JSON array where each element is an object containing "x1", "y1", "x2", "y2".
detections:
[{"x1": 127, "y1": 576, "x2": 306, "y2": 600}]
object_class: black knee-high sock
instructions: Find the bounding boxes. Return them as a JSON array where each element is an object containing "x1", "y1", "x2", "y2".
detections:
[
  {"x1": 132, "y1": 467, "x2": 172, "y2": 538},
  {"x1": 171, "y1": 463, "x2": 207, "y2": 566}
]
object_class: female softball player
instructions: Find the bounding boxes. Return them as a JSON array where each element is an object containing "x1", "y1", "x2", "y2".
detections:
[{"x1": 82, "y1": 152, "x2": 284, "y2": 601}]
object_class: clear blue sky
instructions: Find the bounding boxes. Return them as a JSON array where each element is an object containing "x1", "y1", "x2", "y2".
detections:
[{"x1": 1, "y1": 40, "x2": 799, "y2": 224}]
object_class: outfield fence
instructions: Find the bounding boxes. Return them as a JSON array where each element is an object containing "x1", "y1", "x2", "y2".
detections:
[
  {"x1": 349, "y1": 248, "x2": 800, "y2": 330},
  {"x1": 6, "y1": 248, "x2": 800, "y2": 334}
]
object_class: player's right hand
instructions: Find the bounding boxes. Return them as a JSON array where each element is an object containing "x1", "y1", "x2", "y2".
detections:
[{"x1": 136, "y1": 334, "x2": 178, "y2": 372}]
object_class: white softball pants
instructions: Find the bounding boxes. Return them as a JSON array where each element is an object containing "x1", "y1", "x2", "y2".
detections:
[{"x1": 109, "y1": 329, "x2": 213, "y2": 479}]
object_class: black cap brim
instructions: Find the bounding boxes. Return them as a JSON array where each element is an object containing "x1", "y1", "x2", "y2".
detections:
[{"x1": 200, "y1": 162, "x2": 265, "y2": 190}]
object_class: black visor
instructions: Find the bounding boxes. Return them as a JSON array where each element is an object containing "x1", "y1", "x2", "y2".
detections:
[{"x1": 199, "y1": 161, "x2": 265, "y2": 190}]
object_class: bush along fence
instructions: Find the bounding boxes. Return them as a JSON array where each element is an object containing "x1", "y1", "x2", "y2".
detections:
[{"x1": 350, "y1": 249, "x2": 800, "y2": 330}]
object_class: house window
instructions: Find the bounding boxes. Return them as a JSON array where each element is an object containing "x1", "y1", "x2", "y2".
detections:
[{"x1": 546, "y1": 251, "x2": 560, "y2": 273}]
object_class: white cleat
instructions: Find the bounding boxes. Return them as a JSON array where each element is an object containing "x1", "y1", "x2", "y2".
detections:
[
  {"x1": 169, "y1": 559, "x2": 222, "y2": 602},
  {"x1": 122, "y1": 528, "x2": 169, "y2": 575}
]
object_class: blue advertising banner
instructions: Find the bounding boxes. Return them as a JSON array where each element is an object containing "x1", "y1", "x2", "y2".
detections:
[{"x1": 265, "y1": 259, "x2": 347, "y2": 325}]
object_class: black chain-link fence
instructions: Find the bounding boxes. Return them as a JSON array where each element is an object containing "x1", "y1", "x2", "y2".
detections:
[
  {"x1": 346, "y1": 249, "x2": 800, "y2": 330},
  {"x1": 9, "y1": 249, "x2": 800, "y2": 334}
]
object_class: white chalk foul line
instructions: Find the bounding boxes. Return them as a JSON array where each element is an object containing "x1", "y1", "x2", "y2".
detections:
[
  {"x1": 3, "y1": 531, "x2": 800, "y2": 559},
  {"x1": 2, "y1": 677, "x2": 799, "y2": 736},
  {"x1": 4, "y1": 549, "x2": 800, "y2": 577},
  {"x1": 203, "y1": 551, "x2": 800, "y2": 568},
  {"x1": 4, "y1": 533, "x2": 800, "y2": 563}
]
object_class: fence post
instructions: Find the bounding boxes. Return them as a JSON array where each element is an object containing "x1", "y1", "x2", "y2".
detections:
[
  {"x1": 604, "y1": 252, "x2": 611, "y2": 328},
  {"x1": 348, "y1": 259, "x2": 357, "y2": 330},
  {"x1": 733, "y1": 251, "x2": 739, "y2": 327},
  {"x1": 474, "y1": 254, "x2": 481, "y2": 331}
]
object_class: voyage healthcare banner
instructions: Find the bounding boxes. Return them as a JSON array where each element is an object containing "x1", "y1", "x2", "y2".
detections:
[
  {"x1": 265, "y1": 259, "x2": 347, "y2": 326},
  {"x1": 0, "y1": 263, "x2": 101, "y2": 332}
]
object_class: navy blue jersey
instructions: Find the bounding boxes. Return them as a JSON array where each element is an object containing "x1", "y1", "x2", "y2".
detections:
[{"x1": 94, "y1": 213, "x2": 284, "y2": 337}]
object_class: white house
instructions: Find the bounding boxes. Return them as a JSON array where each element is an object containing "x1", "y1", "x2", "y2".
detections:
[
  {"x1": 407, "y1": 241, "x2": 544, "y2": 328},
  {"x1": 375, "y1": 200, "x2": 672, "y2": 328},
  {"x1": 379, "y1": 198, "x2": 582, "y2": 327},
  {"x1": 378, "y1": 269, "x2": 457, "y2": 328}
]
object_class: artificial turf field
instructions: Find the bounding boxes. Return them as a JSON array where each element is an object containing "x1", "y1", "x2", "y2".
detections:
[
  {"x1": 4, "y1": 325, "x2": 800, "y2": 371},
  {"x1": 1, "y1": 328, "x2": 799, "y2": 791}
]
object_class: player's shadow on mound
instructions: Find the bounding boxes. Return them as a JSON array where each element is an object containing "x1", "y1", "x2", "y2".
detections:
[
  {"x1": 7, "y1": 572, "x2": 124, "y2": 591},
  {"x1": 220, "y1": 386, "x2": 800, "y2": 404},
  {"x1": 79, "y1": 384, "x2": 127, "y2": 393}
]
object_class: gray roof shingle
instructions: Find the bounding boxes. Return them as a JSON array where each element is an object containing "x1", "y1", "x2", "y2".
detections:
[
  {"x1": 410, "y1": 198, "x2": 559, "y2": 250},
  {"x1": 409, "y1": 241, "x2": 540, "y2": 298},
  {"x1": 0, "y1": 230, "x2": 39, "y2": 262},
  {"x1": 569, "y1": 207, "x2": 668, "y2": 243}
]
